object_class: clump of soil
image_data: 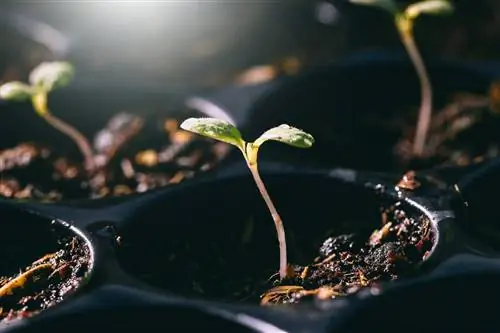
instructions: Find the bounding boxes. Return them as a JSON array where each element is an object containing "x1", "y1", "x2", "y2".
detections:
[
  {"x1": 395, "y1": 82, "x2": 500, "y2": 169},
  {"x1": 0, "y1": 112, "x2": 230, "y2": 201},
  {"x1": 0, "y1": 236, "x2": 91, "y2": 323},
  {"x1": 260, "y1": 200, "x2": 433, "y2": 305}
]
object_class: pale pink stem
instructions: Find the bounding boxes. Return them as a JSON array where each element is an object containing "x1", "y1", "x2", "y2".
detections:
[
  {"x1": 248, "y1": 163, "x2": 288, "y2": 280},
  {"x1": 397, "y1": 18, "x2": 433, "y2": 157},
  {"x1": 42, "y1": 113, "x2": 95, "y2": 172}
]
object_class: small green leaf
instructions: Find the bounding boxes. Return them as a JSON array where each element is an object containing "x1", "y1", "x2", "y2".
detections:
[
  {"x1": 0, "y1": 82, "x2": 34, "y2": 101},
  {"x1": 254, "y1": 124, "x2": 314, "y2": 148},
  {"x1": 180, "y1": 117, "x2": 245, "y2": 149},
  {"x1": 349, "y1": 0, "x2": 398, "y2": 14},
  {"x1": 405, "y1": 0, "x2": 454, "y2": 20},
  {"x1": 29, "y1": 61, "x2": 75, "y2": 92}
]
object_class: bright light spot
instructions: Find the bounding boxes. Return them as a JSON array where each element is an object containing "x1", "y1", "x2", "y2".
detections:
[{"x1": 315, "y1": 1, "x2": 340, "y2": 25}]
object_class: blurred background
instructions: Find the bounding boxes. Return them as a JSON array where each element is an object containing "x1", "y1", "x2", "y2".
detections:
[{"x1": 1, "y1": 0, "x2": 500, "y2": 92}]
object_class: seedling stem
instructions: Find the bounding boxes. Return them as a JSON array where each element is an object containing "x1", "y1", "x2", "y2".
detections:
[
  {"x1": 396, "y1": 14, "x2": 432, "y2": 156},
  {"x1": 32, "y1": 92, "x2": 95, "y2": 172},
  {"x1": 180, "y1": 118, "x2": 314, "y2": 280},
  {"x1": 245, "y1": 142, "x2": 288, "y2": 279}
]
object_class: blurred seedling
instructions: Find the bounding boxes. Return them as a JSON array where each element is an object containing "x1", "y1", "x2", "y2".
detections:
[
  {"x1": 349, "y1": 0, "x2": 454, "y2": 157},
  {"x1": 0, "y1": 62, "x2": 96, "y2": 172},
  {"x1": 180, "y1": 117, "x2": 314, "y2": 280}
]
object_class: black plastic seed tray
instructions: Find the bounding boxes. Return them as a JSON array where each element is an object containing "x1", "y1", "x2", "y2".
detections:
[
  {"x1": 2, "y1": 50, "x2": 500, "y2": 332},
  {"x1": 0, "y1": 157, "x2": 496, "y2": 332}
]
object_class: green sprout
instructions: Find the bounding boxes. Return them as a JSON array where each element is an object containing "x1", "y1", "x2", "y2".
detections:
[
  {"x1": 349, "y1": 0, "x2": 454, "y2": 157},
  {"x1": 0, "y1": 62, "x2": 95, "y2": 172},
  {"x1": 180, "y1": 117, "x2": 314, "y2": 280}
]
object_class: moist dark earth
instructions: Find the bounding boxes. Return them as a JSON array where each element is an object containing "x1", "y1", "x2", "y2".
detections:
[
  {"x1": 395, "y1": 83, "x2": 500, "y2": 169},
  {"x1": 0, "y1": 112, "x2": 229, "y2": 201},
  {"x1": 260, "y1": 200, "x2": 433, "y2": 305},
  {"x1": 0, "y1": 236, "x2": 91, "y2": 322}
]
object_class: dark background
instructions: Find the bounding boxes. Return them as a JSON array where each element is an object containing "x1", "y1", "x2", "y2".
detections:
[{"x1": 1, "y1": 0, "x2": 499, "y2": 91}]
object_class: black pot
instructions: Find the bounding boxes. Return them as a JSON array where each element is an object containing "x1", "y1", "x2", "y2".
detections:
[
  {"x1": 115, "y1": 165, "x2": 441, "y2": 300},
  {"x1": 192, "y1": 51, "x2": 500, "y2": 171},
  {"x1": 1, "y1": 162, "x2": 500, "y2": 332},
  {"x1": 0, "y1": 203, "x2": 94, "y2": 330}
]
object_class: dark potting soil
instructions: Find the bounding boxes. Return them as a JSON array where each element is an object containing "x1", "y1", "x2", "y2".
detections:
[
  {"x1": 260, "y1": 201, "x2": 433, "y2": 305},
  {"x1": 0, "y1": 236, "x2": 91, "y2": 323},
  {"x1": 0, "y1": 113, "x2": 229, "y2": 201},
  {"x1": 395, "y1": 83, "x2": 500, "y2": 169}
]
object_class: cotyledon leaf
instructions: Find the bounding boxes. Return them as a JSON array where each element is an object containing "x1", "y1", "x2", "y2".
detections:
[
  {"x1": 0, "y1": 82, "x2": 34, "y2": 101},
  {"x1": 253, "y1": 124, "x2": 314, "y2": 148},
  {"x1": 405, "y1": 0, "x2": 453, "y2": 20},
  {"x1": 29, "y1": 61, "x2": 75, "y2": 92},
  {"x1": 180, "y1": 117, "x2": 245, "y2": 149}
]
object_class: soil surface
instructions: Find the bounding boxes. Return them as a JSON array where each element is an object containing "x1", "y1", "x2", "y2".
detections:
[
  {"x1": 0, "y1": 235, "x2": 91, "y2": 323},
  {"x1": 260, "y1": 199, "x2": 433, "y2": 305},
  {"x1": 0, "y1": 112, "x2": 229, "y2": 201},
  {"x1": 395, "y1": 82, "x2": 500, "y2": 169}
]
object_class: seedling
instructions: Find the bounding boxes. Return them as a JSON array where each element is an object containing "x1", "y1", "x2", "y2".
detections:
[
  {"x1": 180, "y1": 117, "x2": 314, "y2": 280},
  {"x1": 349, "y1": 0, "x2": 454, "y2": 157},
  {"x1": 0, "y1": 62, "x2": 95, "y2": 171}
]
